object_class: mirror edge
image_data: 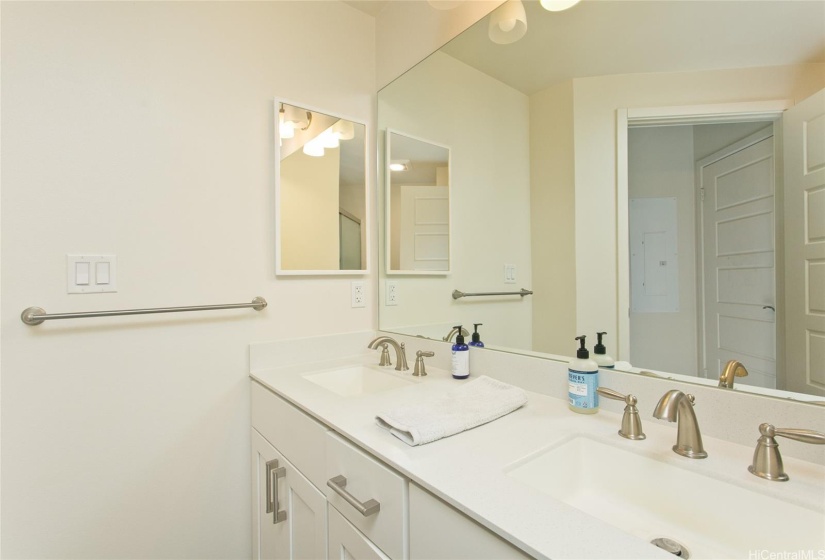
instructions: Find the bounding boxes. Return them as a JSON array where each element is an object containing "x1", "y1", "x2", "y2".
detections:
[{"x1": 274, "y1": 97, "x2": 371, "y2": 276}]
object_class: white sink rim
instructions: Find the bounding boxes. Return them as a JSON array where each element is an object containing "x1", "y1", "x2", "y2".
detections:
[
  {"x1": 505, "y1": 435, "x2": 825, "y2": 560},
  {"x1": 302, "y1": 365, "x2": 417, "y2": 397}
]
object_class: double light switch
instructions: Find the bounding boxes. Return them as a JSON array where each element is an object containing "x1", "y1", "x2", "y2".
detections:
[{"x1": 68, "y1": 255, "x2": 117, "y2": 293}]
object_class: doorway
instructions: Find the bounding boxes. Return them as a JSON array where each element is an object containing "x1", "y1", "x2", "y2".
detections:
[{"x1": 626, "y1": 121, "x2": 778, "y2": 388}]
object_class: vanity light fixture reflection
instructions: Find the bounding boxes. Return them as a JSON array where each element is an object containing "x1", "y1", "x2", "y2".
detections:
[
  {"x1": 539, "y1": 0, "x2": 581, "y2": 12},
  {"x1": 390, "y1": 160, "x2": 409, "y2": 172},
  {"x1": 489, "y1": 0, "x2": 527, "y2": 44}
]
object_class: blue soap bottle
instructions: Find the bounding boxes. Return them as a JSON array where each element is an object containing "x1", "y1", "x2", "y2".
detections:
[
  {"x1": 568, "y1": 335, "x2": 599, "y2": 414},
  {"x1": 451, "y1": 325, "x2": 470, "y2": 379},
  {"x1": 469, "y1": 323, "x2": 484, "y2": 348}
]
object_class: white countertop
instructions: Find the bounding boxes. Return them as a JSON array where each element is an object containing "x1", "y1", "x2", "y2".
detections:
[{"x1": 251, "y1": 352, "x2": 825, "y2": 560}]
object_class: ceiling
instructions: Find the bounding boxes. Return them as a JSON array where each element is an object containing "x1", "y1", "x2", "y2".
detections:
[
  {"x1": 342, "y1": 0, "x2": 390, "y2": 17},
  {"x1": 441, "y1": 0, "x2": 825, "y2": 95}
]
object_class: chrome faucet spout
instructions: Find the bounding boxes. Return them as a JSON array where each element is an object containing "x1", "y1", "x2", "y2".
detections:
[
  {"x1": 719, "y1": 360, "x2": 749, "y2": 388},
  {"x1": 653, "y1": 390, "x2": 707, "y2": 459},
  {"x1": 367, "y1": 336, "x2": 409, "y2": 372},
  {"x1": 443, "y1": 326, "x2": 469, "y2": 343}
]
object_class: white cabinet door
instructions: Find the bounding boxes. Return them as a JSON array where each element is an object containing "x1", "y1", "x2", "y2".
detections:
[
  {"x1": 328, "y1": 505, "x2": 390, "y2": 560},
  {"x1": 252, "y1": 429, "x2": 328, "y2": 560}
]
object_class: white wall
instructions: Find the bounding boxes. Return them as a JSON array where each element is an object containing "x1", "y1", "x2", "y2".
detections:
[
  {"x1": 377, "y1": 52, "x2": 533, "y2": 349},
  {"x1": 628, "y1": 126, "x2": 698, "y2": 375},
  {"x1": 571, "y1": 64, "x2": 825, "y2": 359},
  {"x1": 0, "y1": 2, "x2": 374, "y2": 557}
]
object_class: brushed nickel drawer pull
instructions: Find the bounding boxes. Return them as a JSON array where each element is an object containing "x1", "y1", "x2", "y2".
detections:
[
  {"x1": 327, "y1": 475, "x2": 381, "y2": 516},
  {"x1": 265, "y1": 459, "x2": 287, "y2": 524}
]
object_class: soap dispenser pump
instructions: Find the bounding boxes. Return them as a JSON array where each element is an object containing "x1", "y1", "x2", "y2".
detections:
[
  {"x1": 469, "y1": 323, "x2": 484, "y2": 347},
  {"x1": 593, "y1": 332, "x2": 615, "y2": 368},
  {"x1": 451, "y1": 325, "x2": 470, "y2": 379},
  {"x1": 568, "y1": 335, "x2": 599, "y2": 414}
]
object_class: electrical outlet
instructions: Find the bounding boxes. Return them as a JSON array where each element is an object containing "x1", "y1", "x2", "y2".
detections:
[
  {"x1": 351, "y1": 281, "x2": 366, "y2": 308},
  {"x1": 386, "y1": 280, "x2": 398, "y2": 306}
]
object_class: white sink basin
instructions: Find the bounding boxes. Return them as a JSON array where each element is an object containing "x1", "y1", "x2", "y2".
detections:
[
  {"x1": 302, "y1": 365, "x2": 415, "y2": 397},
  {"x1": 506, "y1": 436, "x2": 825, "y2": 559}
]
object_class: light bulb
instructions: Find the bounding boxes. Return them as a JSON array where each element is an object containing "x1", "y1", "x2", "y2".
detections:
[
  {"x1": 303, "y1": 137, "x2": 325, "y2": 157},
  {"x1": 499, "y1": 19, "x2": 516, "y2": 33}
]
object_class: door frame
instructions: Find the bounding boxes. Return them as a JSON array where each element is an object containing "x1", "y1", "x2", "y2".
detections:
[{"x1": 616, "y1": 100, "x2": 790, "y2": 365}]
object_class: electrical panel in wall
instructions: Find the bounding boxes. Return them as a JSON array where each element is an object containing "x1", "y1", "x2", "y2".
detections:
[{"x1": 629, "y1": 198, "x2": 679, "y2": 313}]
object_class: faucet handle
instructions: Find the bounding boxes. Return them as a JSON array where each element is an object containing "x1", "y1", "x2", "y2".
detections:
[
  {"x1": 596, "y1": 387, "x2": 646, "y2": 440},
  {"x1": 378, "y1": 344, "x2": 392, "y2": 367},
  {"x1": 749, "y1": 423, "x2": 825, "y2": 481},
  {"x1": 413, "y1": 350, "x2": 435, "y2": 377}
]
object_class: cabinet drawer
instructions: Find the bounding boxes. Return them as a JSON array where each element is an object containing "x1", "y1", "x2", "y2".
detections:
[
  {"x1": 325, "y1": 432, "x2": 408, "y2": 560},
  {"x1": 251, "y1": 380, "x2": 329, "y2": 491}
]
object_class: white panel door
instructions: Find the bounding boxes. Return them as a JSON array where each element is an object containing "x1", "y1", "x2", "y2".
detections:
[
  {"x1": 700, "y1": 132, "x2": 776, "y2": 387},
  {"x1": 784, "y1": 88, "x2": 825, "y2": 396},
  {"x1": 252, "y1": 429, "x2": 328, "y2": 560},
  {"x1": 399, "y1": 185, "x2": 449, "y2": 271}
]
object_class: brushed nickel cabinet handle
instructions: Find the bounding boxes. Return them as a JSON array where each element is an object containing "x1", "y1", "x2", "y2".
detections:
[
  {"x1": 265, "y1": 459, "x2": 287, "y2": 524},
  {"x1": 327, "y1": 475, "x2": 380, "y2": 516}
]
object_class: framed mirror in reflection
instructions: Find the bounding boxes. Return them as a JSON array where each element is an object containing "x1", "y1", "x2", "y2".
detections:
[
  {"x1": 386, "y1": 131, "x2": 451, "y2": 274},
  {"x1": 275, "y1": 100, "x2": 368, "y2": 275},
  {"x1": 376, "y1": 0, "x2": 825, "y2": 402}
]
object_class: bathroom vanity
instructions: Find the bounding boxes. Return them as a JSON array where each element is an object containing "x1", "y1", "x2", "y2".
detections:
[{"x1": 249, "y1": 332, "x2": 825, "y2": 560}]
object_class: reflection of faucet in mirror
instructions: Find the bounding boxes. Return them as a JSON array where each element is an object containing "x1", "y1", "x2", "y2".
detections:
[
  {"x1": 653, "y1": 390, "x2": 707, "y2": 459},
  {"x1": 443, "y1": 326, "x2": 469, "y2": 343},
  {"x1": 719, "y1": 360, "x2": 749, "y2": 388},
  {"x1": 368, "y1": 336, "x2": 409, "y2": 372}
]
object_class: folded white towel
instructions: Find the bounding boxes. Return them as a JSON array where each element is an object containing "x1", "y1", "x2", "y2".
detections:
[{"x1": 375, "y1": 376, "x2": 527, "y2": 446}]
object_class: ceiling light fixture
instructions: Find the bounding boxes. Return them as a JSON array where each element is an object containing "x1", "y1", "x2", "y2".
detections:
[
  {"x1": 539, "y1": 0, "x2": 581, "y2": 12},
  {"x1": 390, "y1": 160, "x2": 409, "y2": 172},
  {"x1": 489, "y1": 0, "x2": 527, "y2": 45}
]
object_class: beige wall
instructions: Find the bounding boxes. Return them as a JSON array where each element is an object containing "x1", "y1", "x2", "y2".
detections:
[
  {"x1": 281, "y1": 148, "x2": 341, "y2": 270},
  {"x1": 528, "y1": 81, "x2": 577, "y2": 355},
  {"x1": 0, "y1": 2, "x2": 374, "y2": 557},
  {"x1": 378, "y1": 52, "x2": 533, "y2": 349},
  {"x1": 570, "y1": 64, "x2": 825, "y2": 359}
]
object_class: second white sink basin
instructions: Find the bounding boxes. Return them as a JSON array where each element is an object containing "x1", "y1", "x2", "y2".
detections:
[
  {"x1": 506, "y1": 436, "x2": 824, "y2": 559},
  {"x1": 303, "y1": 365, "x2": 415, "y2": 397}
]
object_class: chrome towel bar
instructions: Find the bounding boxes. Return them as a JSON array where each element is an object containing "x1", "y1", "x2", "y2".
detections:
[
  {"x1": 452, "y1": 289, "x2": 533, "y2": 300},
  {"x1": 21, "y1": 297, "x2": 267, "y2": 326}
]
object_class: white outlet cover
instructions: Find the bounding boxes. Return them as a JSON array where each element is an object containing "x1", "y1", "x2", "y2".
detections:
[
  {"x1": 386, "y1": 280, "x2": 398, "y2": 306},
  {"x1": 351, "y1": 281, "x2": 366, "y2": 308}
]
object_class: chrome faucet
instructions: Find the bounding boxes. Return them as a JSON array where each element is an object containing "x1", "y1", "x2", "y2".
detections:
[
  {"x1": 719, "y1": 359, "x2": 749, "y2": 388},
  {"x1": 367, "y1": 336, "x2": 409, "y2": 371},
  {"x1": 653, "y1": 390, "x2": 707, "y2": 458},
  {"x1": 443, "y1": 326, "x2": 469, "y2": 342}
]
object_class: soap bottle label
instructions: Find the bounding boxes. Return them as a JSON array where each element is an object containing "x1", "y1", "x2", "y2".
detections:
[
  {"x1": 568, "y1": 369, "x2": 598, "y2": 410},
  {"x1": 451, "y1": 350, "x2": 469, "y2": 378}
]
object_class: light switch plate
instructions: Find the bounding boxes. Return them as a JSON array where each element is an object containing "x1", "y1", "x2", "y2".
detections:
[
  {"x1": 67, "y1": 255, "x2": 117, "y2": 293},
  {"x1": 504, "y1": 264, "x2": 517, "y2": 284}
]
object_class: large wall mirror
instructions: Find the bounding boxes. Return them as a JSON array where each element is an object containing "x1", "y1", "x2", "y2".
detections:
[
  {"x1": 386, "y1": 131, "x2": 451, "y2": 274},
  {"x1": 377, "y1": 0, "x2": 825, "y2": 402},
  {"x1": 276, "y1": 100, "x2": 368, "y2": 275}
]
